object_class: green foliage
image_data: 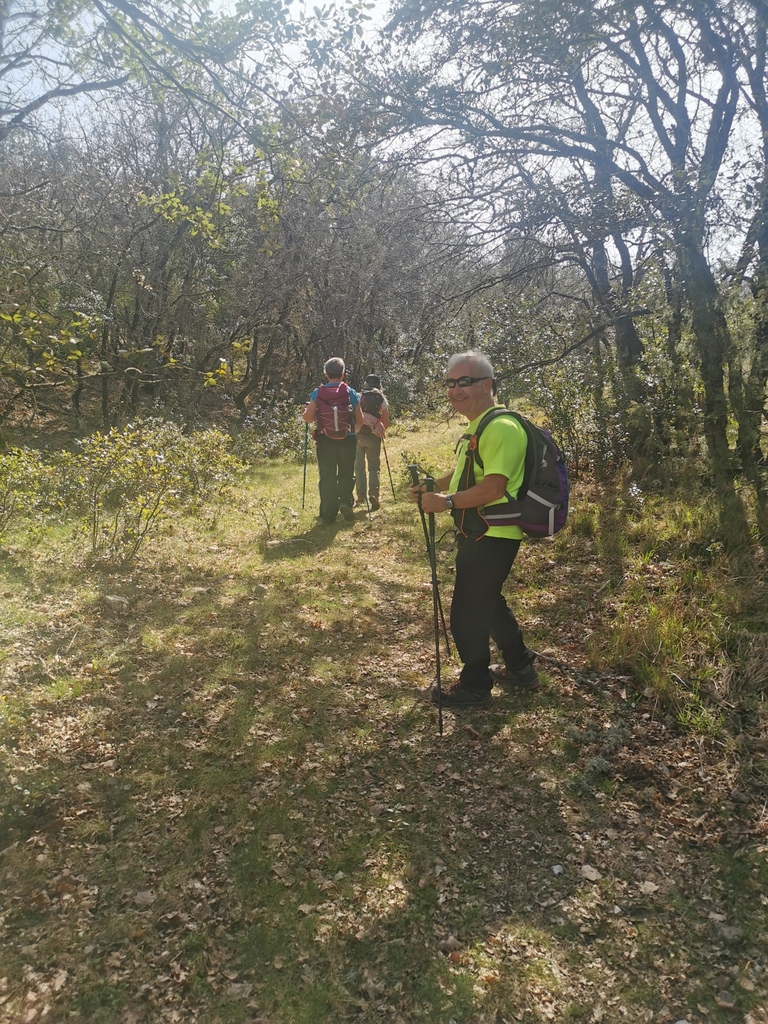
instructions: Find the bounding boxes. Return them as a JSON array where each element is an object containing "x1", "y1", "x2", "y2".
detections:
[
  {"x1": 235, "y1": 403, "x2": 307, "y2": 463},
  {"x1": 567, "y1": 501, "x2": 599, "y2": 538},
  {"x1": 137, "y1": 189, "x2": 222, "y2": 243},
  {"x1": 467, "y1": 261, "x2": 710, "y2": 481},
  {"x1": 373, "y1": 355, "x2": 445, "y2": 417},
  {"x1": 676, "y1": 687, "x2": 725, "y2": 736},
  {"x1": 514, "y1": 327, "x2": 703, "y2": 481},
  {"x1": 52, "y1": 421, "x2": 245, "y2": 563},
  {"x1": 0, "y1": 449, "x2": 47, "y2": 537},
  {"x1": 398, "y1": 448, "x2": 441, "y2": 483},
  {"x1": 567, "y1": 755, "x2": 614, "y2": 797},
  {"x1": 0, "y1": 301, "x2": 102, "y2": 389},
  {"x1": 524, "y1": 356, "x2": 598, "y2": 475}
]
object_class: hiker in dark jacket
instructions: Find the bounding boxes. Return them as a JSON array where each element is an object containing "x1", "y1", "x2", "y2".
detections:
[
  {"x1": 355, "y1": 373, "x2": 390, "y2": 512},
  {"x1": 303, "y1": 357, "x2": 363, "y2": 524},
  {"x1": 408, "y1": 351, "x2": 539, "y2": 708}
]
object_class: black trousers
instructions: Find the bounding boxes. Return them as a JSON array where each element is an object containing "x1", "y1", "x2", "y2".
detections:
[
  {"x1": 450, "y1": 534, "x2": 531, "y2": 692},
  {"x1": 316, "y1": 433, "x2": 357, "y2": 522}
]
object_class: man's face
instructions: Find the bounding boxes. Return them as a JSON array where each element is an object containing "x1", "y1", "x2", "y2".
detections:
[{"x1": 446, "y1": 360, "x2": 494, "y2": 421}]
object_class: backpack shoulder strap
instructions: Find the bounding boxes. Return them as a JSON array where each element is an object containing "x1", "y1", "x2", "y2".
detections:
[
  {"x1": 472, "y1": 408, "x2": 537, "y2": 500},
  {"x1": 471, "y1": 408, "x2": 520, "y2": 468}
]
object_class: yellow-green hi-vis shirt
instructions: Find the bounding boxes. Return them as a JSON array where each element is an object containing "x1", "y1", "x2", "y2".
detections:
[{"x1": 449, "y1": 407, "x2": 528, "y2": 540}]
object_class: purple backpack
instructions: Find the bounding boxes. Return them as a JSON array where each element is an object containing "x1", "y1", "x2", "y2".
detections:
[{"x1": 315, "y1": 382, "x2": 353, "y2": 439}]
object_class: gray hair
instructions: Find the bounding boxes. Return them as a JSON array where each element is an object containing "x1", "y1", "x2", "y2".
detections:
[
  {"x1": 324, "y1": 357, "x2": 345, "y2": 379},
  {"x1": 447, "y1": 351, "x2": 494, "y2": 379}
]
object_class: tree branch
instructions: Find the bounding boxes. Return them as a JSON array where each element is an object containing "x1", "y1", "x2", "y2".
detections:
[{"x1": 494, "y1": 309, "x2": 652, "y2": 380}]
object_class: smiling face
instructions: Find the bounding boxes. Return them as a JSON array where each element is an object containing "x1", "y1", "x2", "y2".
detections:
[{"x1": 446, "y1": 357, "x2": 496, "y2": 422}]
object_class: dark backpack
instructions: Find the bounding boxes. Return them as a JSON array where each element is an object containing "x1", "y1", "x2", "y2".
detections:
[
  {"x1": 315, "y1": 382, "x2": 353, "y2": 439},
  {"x1": 455, "y1": 408, "x2": 569, "y2": 538},
  {"x1": 358, "y1": 387, "x2": 385, "y2": 433},
  {"x1": 359, "y1": 388, "x2": 385, "y2": 418}
]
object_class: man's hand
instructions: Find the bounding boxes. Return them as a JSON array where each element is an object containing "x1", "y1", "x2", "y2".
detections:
[
  {"x1": 420, "y1": 491, "x2": 450, "y2": 514},
  {"x1": 409, "y1": 484, "x2": 451, "y2": 513}
]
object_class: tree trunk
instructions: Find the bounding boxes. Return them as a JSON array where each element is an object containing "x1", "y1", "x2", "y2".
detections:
[
  {"x1": 614, "y1": 315, "x2": 645, "y2": 370},
  {"x1": 677, "y1": 242, "x2": 732, "y2": 476},
  {"x1": 101, "y1": 270, "x2": 119, "y2": 430},
  {"x1": 233, "y1": 334, "x2": 275, "y2": 414},
  {"x1": 739, "y1": 178, "x2": 768, "y2": 468},
  {"x1": 73, "y1": 361, "x2": 85, "y2": 433}
]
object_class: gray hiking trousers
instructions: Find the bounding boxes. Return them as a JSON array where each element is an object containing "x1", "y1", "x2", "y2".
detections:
[{"x1": 355, "y1": 432, "x2": 382, "y2": 502}]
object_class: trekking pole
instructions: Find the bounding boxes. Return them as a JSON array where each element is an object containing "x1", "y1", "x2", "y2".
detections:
[
  {"x1": 301, "y1": 421, "x2": 309, "y2": 509},
  {"x1": 407, "y1": 464, "x2": 450, "y2": 653},
  {"x1": 381, "y1": 438, "x2": 397, "y2": 502},
  {"x1": 424, "y1": 474, "x2": 443, "y2": 735}
]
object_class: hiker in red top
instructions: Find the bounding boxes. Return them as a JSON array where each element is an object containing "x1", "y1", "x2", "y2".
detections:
[{"x1": 303, "y1": 358, "x2": 363, "y2": 525}]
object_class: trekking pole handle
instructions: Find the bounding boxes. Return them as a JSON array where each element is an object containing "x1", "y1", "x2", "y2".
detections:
[
  {"x1": 425, "y1": 475, "x2": 435, "y2": 493},
  {"x1": 407, "y1": 464, "x2": 421, "y2": 488}
]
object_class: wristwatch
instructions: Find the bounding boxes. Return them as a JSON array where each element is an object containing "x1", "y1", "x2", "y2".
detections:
[{"x1": 444, "y1": 493, "x2": 455, "y2": 511}]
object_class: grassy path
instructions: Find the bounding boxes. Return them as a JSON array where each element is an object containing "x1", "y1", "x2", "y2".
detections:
[{"x1": 1, "y1": 420, "x2": 767, "y2": 1023}]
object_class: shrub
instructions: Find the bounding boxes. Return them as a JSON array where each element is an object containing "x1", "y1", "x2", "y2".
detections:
[
  {"x1": 234, "y1": 401, "x2": 306, "y2": 463},
  {"x1": 52, "y1": 420, "x2": 244, "y2": 563},
  {"x1": 524, "y1": 358, "x2": 599, "y2": 477},
  {"x1": 374, "y1": 356, "x2": 445, "y2": 416},
  {"x1": 0, "y1": 448, "x2": 49, "y2": 537}
]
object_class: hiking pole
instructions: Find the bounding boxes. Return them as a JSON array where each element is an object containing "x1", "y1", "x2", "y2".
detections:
[
  {"x1": 407, "y1": 464, "x2": 450, "y2": 653},
  {"x1": 381, "y1": 438, "x2": 397, "y2": 502},
  {"x1": 424, "y1": 474, "x2": 443, "y2": 734},
  {"x1": 301, "y1": 421, "x2": 309, "y2": 509}
]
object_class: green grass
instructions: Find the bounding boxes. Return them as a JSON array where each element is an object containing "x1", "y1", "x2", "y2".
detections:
[{"x1": 0, "y1": 419, "x2": 767, "y2": 1022}]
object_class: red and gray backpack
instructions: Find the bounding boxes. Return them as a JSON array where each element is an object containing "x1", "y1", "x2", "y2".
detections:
[
  {"x1": 454, "y1": 408, "x2": 569, "y2": 538},
  {"x1": 315, "y1": 382, "x2": 353, "y2": 439}
]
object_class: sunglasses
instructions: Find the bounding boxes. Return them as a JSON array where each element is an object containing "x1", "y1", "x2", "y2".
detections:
[{"x1": 444, "y1": 375, "x2": 491, "y2": 389}]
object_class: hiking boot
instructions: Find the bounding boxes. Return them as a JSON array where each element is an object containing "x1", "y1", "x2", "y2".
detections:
[
  {"x1": 369, "y1": 497, "x2": 380, "y2": 511},
  {"x1": 339, "y1": 504, "x2": 355, "y2": 522},
  {"x1": 431, "y1": 683, "x2": 492, "y2": 708},
  {"x1": 489, "y1": 662, "x2": 540, "y2": 691}
]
